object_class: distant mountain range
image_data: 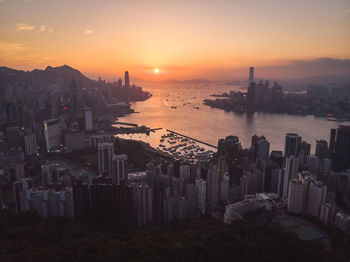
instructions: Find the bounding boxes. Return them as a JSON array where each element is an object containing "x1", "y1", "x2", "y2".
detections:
[
  {"x1": 1, "y1": 63, "x2": 349, "y2": 92},
  {"x1": 0, "y1": 65, "x2": 95, "y2": 89}
]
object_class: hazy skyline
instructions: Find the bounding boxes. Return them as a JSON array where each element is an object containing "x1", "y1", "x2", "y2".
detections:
[{"x1": 1, "y1": 0, "x2": 350, "y2": 80}]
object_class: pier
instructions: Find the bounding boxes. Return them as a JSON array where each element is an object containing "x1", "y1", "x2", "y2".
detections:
[
  {"x1": 115, "y1": 122, "x2": 138, "y2": 127},
  {"x1": 150, "y1": 128, "x2": 162, "y2": 132},
  {"x1": 166, "y1": 129, "x2": 217, "y2": 149}
]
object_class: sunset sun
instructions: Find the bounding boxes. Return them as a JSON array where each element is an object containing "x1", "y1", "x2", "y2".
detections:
[{"x1": 154, "y1": 68, "x2": 159, "y2": 74}]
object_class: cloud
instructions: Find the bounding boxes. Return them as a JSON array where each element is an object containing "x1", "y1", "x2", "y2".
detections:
[
  {"x1": 39, "y1": 25, "x2": 47, "y2": 32},
  {"x1": 84, "y1": 29, "x2": 93, "y2": 35},
  {"x1": 16, "y1": 23, "x2": 35, "y2": 31},
  {"x1": 38, "y1": 25, "x2": 54, "y2": 35}
]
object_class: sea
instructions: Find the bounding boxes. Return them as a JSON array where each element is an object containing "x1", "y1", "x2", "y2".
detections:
[{"x1": 115, "y1": 82, "x2": 349, "y2": 153}]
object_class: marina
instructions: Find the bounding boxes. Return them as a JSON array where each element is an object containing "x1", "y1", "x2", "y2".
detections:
[{"x1": 156, "y1": 130, "x2": 215, "y2": 163}]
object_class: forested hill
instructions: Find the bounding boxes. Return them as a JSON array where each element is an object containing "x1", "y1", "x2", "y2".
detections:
[{"x1": 0, "y1": 211, "x2": 346, "y2": 262}]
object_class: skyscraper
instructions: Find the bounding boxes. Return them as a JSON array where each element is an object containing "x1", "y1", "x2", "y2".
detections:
[
  {"x1": 124, "y1": 71, "x2": 130, "y2": 89},
  {"x1": 89, "y1": 184, "x2": 134, "y2": 226},
  {"x1": 220, "y1": 172, "x2": 230, "y2": 202},
  {"x1": 247, "y1": 82, "x2": 255, "y2": 112},
  {"x1": 84, "y1": 107, "x2": 93, "y2": 131},
  {"x1": 288, "y1": 179, "x2": 306, "y2": 213},
  {"x1": 132, "y1": 184, "x2": 153, "y2": 226},
  {"x1": 284, "y1": 133, "x2": 301, "y2": 157},
  {"x1": 207, "y1": 166, "x2": 220, "y2": 209},
  {"x1": 329, "y1": 126, "x2": 350, "y2": 172},
  {"x1": 307, "y1": 155, "x2": 319, "y2": 176},
  {"x1": 98, "y1": 142, "x2": 114, "y2": 176},
  {"x1": 43, "y1": 118, "x2": 61, "y2": 151},
  {"x1": 249, "y1": 67, "x2": 254, "y2": 83},
  {"x1": 195, "y1": 178, "x2": 206, "y2": 211},
  {"x1": 315, "y1": 140, "x2": 328, "y2": 159},
  {"x1": 306, "y1": 181, "x2": 327, "y2": 217},
  {"x1": 24, "y1": 132, "x2": 38, "y2": 156},
  {"x1": 282, "y1": 156, "x2": 299, "y2": 199},
  {"x1": 257, "y1": 139, "x2": 270, "y2": 161},
  {"x1": 112, "y1": 154, "x2": 128, "y2": 185}
]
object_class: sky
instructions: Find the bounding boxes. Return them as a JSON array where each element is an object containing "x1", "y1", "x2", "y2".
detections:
[{"x1": 0, "y1": 0, "x2": 350, "y2": 80}]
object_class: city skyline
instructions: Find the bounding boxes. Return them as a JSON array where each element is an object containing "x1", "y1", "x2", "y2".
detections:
[
  {"x1": 1, "y1": 1, "x2": 350, "y2": 260},
  {"x1": 1, "y1": 0, "x2": 350, "y2": 80}
]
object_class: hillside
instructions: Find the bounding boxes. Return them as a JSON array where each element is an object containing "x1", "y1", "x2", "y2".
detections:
[
  {"x1": 0, "y1": 211, "x2": 345, "y2": 262},
  {"x1": 0, "y1": 65, "x2": 96, "y2": 91}
]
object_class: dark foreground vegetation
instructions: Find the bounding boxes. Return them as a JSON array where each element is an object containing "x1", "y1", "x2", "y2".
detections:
[{"x1": 0, "y1": 211, "x2": 348, "y2": 262}]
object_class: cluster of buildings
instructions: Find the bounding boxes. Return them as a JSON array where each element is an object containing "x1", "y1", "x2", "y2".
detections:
[
  {"x1": 0, "y1": 68, "x2": 148, "y2": 193},
  {"x1": 205, "y1": 67, "x2": 350, "y2": 117},
  {"x1": 11, "y1": 124, "x2": 350, "y2": 235},
  {"x1": 1, "y1": 65, "x2": 350, "y2": 235}
]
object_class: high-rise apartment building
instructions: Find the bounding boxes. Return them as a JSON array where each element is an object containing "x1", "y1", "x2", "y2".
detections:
[
  {"x1": 98, "y1": 142, "x2": 114, "y2": 176},
  {"x1": 249, "y1": 67, "x2": 254, "y2": 83},
  {"x1": 84, "y1": 107, "x2": 93, "y2": 131},
  {"x1": 284, "y1": 133, "x2": 301, "y2": 157},
  {"x1": 307, "y1": 155, "x2": 319, "y2": 176},
  {"x1": 207, "y1": 166, "x2": 220, "y2": 209},
  {"x1": 315, "y1": 140, "x2": 328, "y2": 159},
  {"x1": 282, "y1": 156, "x2": 299, "y2": 199},
  {"x1": 43, "y1": 118, "x2": 61, "y2": 151},
  {"x1": 306, "y1": 181, "x2": 327, "y2": 217},
  {"x1": 195, "y1": 178, "x2": 206, "y2": 212},
  {"x1": 287, "y1": 179, "x2": 306, "y2": 213},
  {"x1": 329, "y1": 126, "x2": 350, "y2": 172},
  {"x1": 112, "y1": 154, "x2": 128, "y2": 185},
  {"x1": 24, "y1": 132, "x2": 38, "y2": 156}
]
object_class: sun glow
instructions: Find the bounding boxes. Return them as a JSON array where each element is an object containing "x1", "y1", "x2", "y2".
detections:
[{"x1": 154, "y1": 68, "x2": 159, "y2": 74}]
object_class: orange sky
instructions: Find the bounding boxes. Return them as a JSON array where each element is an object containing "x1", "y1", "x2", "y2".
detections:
[{"x1": 0, "y1": 0, "x2": 350, "y2": 80}]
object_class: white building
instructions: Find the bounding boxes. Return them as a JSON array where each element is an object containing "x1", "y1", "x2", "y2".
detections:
[
  {"x1": 112, "y1": 154, "x2": 128, "y2": 185},
  {"x1": 84, "y1": 107, "x2": 93, "y2": 131},
  {"x1": 87, "y1": 134, "x2": 114, "y2": 148}
]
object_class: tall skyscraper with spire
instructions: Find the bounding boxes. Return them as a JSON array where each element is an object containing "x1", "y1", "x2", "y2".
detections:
[
  {"x1": 249, "y1": 67, "x2": 254, "y2": 83},
  {"x1": 124, "y1": 71, "x2": 130, "y2": 89}
]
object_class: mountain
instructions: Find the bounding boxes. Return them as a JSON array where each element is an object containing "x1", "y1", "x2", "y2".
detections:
[{"x1": 0, "y1": 65, "x2": 95, "y2": 90}]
